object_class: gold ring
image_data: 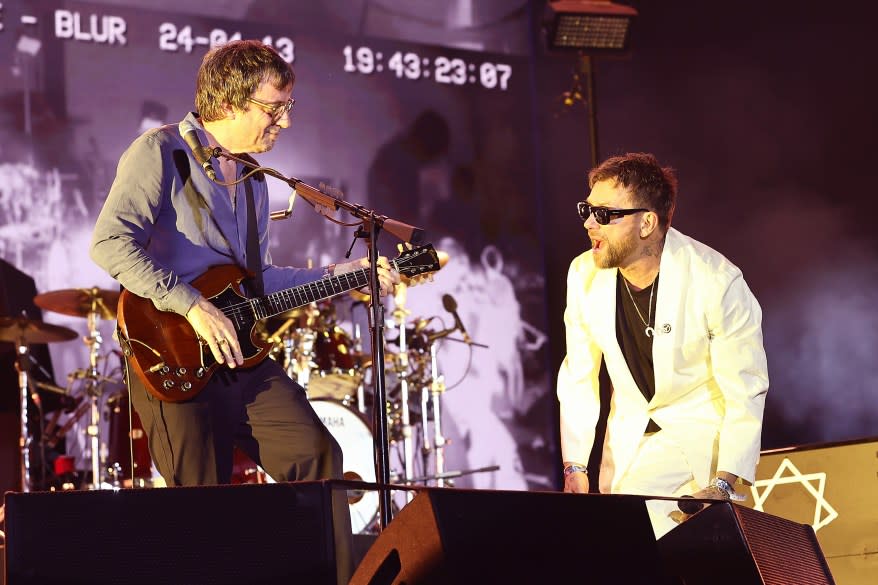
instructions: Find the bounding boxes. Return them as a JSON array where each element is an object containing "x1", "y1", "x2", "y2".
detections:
[{"x1": 218, "y1": 339, "x2": 228, "y2": 345}]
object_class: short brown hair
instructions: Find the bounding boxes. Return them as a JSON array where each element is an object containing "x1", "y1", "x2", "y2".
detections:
[
  {"x1": 588, "y1": 152, "x2": 678, "y2": 229},
  {"x1": 195, "y1": 40, "x2": 294, "y2": 122}
]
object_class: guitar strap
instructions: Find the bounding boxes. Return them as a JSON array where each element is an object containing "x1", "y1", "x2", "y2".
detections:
[
  {"x1": 243, "y1": 173, "x2": 265, "y2": 298},
  {"x1": 173, "y1": 122, "x2": 264, "y2": 296}
]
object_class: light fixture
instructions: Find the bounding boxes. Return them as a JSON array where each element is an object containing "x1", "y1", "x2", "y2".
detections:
[
  {"x1": 546, "y1": 1, "x2": 637, "y2": 52},
  {"x1": 16, "y1": 35, "x2": 42, "y2": 57}
]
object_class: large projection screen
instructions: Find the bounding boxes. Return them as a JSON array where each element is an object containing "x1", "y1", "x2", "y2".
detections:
[{"x1": 0, "y1": 0, "x2": 553, "y2": 503}]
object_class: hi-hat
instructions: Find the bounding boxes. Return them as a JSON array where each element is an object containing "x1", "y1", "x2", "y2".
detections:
[
  {"x1": 0, "y1": 316, "x2": 78, "y2": 345},
  {"x1": 34, "y1": 287, "x2": 121, "y2": 320}
]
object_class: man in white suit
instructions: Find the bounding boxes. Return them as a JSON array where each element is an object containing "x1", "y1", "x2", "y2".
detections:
[{"x1": 558, "y1": 152, "x2": 768, "y2": 538}]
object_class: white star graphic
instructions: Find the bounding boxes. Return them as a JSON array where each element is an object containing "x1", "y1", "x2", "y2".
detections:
[{"x1": 749, "y1": 457, "x2": 838, "y2": 532}]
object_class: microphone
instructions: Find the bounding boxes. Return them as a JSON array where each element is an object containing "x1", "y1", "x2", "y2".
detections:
[
  {"x1": 182, "y1": 128, "x2": 217, "y2": 181},
  {"x1": 442, "y1": 294, "x2": 472, "y2": 344}
]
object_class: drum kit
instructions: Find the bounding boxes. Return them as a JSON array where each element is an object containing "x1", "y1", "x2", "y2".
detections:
[
  {"x1": 0, "y1": 286, "x2": 120, "y2": 493},
  {"x1": 2, "y1": 267, "x2": 477, "y2": 532}
]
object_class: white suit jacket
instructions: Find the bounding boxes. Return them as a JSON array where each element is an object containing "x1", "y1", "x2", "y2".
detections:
[{"x1": 557, "y1": 228, "x2": 768, "y2": 491}]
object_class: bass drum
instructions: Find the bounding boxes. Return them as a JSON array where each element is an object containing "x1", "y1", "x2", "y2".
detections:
[{"x1": 310, "y1": 399, "x2": 378, "y2": 534}]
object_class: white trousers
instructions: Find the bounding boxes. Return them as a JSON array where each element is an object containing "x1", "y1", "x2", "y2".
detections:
[{"x1": 603, "y1": 431, "x2": 701, "y2": 539}]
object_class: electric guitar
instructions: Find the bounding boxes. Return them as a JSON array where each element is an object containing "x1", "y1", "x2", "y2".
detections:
[{"x1": 117, "y1": 243, "x2": 440, "y2": 402}]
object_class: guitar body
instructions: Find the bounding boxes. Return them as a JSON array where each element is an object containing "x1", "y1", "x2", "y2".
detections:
[
  {"x1": 118, "y1": 265, "x2": 271, "y2": 402},
  {"x1": 116, "y1": 243, "x2": 440, "y2": 402}
]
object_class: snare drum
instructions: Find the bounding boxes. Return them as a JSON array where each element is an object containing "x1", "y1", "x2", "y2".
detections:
[{"x1": 310, "y1": 399, "x2": 378, "y2": 534}]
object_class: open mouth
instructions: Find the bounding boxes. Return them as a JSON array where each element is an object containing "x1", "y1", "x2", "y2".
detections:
[{"x1": 590, "y1": 237, "x2": 603, "y2": 252}]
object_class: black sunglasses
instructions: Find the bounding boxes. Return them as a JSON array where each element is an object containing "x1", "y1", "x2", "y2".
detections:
[{"x1": 576, "y1": 202, "x2": 649, "y2": 225}]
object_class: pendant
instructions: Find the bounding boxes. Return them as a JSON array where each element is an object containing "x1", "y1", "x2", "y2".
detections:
[{"x1": 645, "y1": 326, "x2": 655, "y2": 337}]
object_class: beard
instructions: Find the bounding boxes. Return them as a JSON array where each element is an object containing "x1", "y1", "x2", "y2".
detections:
[{"x1": 593, "y1": 232, "x2": 638, "y2": 269}]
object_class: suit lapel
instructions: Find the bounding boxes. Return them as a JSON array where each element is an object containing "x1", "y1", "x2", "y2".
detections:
[{"x1": 652, "y1": 229, "x2": 685, "y2": 403}]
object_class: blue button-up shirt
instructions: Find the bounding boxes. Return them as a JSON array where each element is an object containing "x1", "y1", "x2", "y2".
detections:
[{"x1": 91, "y1": 112, "x2": 323, "y2": 315}]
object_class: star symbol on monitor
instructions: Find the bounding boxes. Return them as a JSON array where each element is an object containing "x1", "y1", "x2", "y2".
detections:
[{"x1": 749, "y1": 457, "x2": 838, "y2": 532}]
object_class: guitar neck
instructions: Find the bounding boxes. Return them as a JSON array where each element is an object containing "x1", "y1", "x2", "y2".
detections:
[{"x1": 250, "y1": 268, "x2": 371, "y2": 320}]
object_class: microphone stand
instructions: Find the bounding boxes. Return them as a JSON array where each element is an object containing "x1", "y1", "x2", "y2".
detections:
[
  {"x1": 364, "y1": 216, "x2": 393, "y2": 529},
  {"x1": 209, "y1": 149, "x2": 423, "y2": 531}
]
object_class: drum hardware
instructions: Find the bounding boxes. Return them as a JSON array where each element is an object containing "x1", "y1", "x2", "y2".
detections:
[
  {"x1": 397, "y1": 464, "x2": 500, "y2": 485},
  {"x1": 266, "y1": 300, "x2": 366, "y2": 403},
  {"x1": 307, "y1": 324, "x2": 362, "y2": 401},
  {"x1": 388, "y1": 300, "x2": 415, "y2": 501},
  {"x1": 105, "y1": 389, "x2": 157, "y2": 487},
  {"x1": 398, "y1": 305, "x2": 489, "y2": 490},
  {"x1": 38, "y1": 380, "x2": 81, "y2": 450},
  {"x1": 425, "y1": 340, "x2": 449, "y2": 486},
  {"x1": 42, "y1": 393, "x2": 87, "y2": 449},
  {"x1": 34, "y1": 286, "x2": 122, "y2": 490},
  {"x1": 0, "y1": 315, "x2": 77, "y2": 492},
  {"x1": 351, "y1": 322, "x2": 368, "y2": 415}
]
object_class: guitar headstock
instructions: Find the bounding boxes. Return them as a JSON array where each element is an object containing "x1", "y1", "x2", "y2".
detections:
[{"x1": 392, "y1": 243, "x2": 441, "y2": 282}]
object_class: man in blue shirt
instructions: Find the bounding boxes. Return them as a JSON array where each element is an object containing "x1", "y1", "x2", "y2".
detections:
[{"x1": 91, "y1": 40, "x2": 398, "y2": 582}]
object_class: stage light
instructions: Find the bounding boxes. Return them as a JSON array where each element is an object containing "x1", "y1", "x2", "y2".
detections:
[
  {"x1": 546, "y1": 1, "x2": 637, "y2": 52},
  {"x1": 16, "y1": 35, "x2": 42, "y2": 57}
]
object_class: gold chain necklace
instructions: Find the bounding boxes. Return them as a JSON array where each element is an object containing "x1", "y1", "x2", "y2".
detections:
[{"x1": 622, "y1": 275, "x2": 657, "y2": 337}]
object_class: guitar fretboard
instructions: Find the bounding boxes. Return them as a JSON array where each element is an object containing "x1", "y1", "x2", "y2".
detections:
[
  {"x1": 219, "y1": 245, "x2": 435, "y2": 330},
  {"x1": 254, "y1": 268, "x2": 370, "y2": 321}
]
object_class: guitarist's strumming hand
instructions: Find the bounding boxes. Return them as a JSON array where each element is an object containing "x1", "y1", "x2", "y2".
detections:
[
  {"x1": 334, "y1": 256, "x2": 400, "y2": 297},
  {"x1": 186, "y1": 297, "x2": 244, "y2": 367}
]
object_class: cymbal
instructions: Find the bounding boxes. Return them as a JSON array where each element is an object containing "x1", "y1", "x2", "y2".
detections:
[
  {"x1": 34, "y1": 287, "x2": 121, "y2": 320},
  {"x1": 0, "y1": 316, "x2": 78, "y2": 345}
]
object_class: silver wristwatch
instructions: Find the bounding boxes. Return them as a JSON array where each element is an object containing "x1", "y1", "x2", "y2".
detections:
[
  {"x1": 563, "y1": 464, "x2": 588, "y2": 477},
  {"x1": 709, "y1": 477, "x2": 745, "y2": 501}
]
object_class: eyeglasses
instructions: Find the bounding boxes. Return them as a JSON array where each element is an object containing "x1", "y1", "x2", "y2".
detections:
[
  {"x1": 246, "y1": 96, "x2": 295, "y2": 121},
  {"x1": 576, "y1": 202, "x2": 649, "y2": 225}
]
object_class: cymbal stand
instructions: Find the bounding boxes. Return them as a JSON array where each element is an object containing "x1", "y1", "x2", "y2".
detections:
[
  {"x1": 391, "y1": 306, "x2": 415, "y2": 501},
  {"x1": 353, "y1": 323, "x2": 366, "y2": 414},
  {"x1": 428, "y1": 342, "x2": 448, "y2": 486},
  {"x1": 13, "y1": 336, "x2": 33, "y2": 492},
  {"x1": 418, "y1": 340, "x2": 448, "y2": 488},
  {"x1": 83, "y1": 306, "x2": 105, "y2": 490}
]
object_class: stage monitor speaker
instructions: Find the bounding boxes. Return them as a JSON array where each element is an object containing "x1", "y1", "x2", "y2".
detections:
[
  {"x1": 658, "y1": 501, "x2": 835, "y2": 585},
  {"x1": 4, "y1": 481, "x2": 344, "y2": 585},
  {"x1": 350, "y1": 488, "x2": 672, "y2": 585}
]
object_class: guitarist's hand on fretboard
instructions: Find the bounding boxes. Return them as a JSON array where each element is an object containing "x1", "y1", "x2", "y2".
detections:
[
  {"x1": 186, "y1": 296, "x2": 244, "y2": 367},
  {"x1": 334, "y1": 255, "x2": 400, "y2": 297}
]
